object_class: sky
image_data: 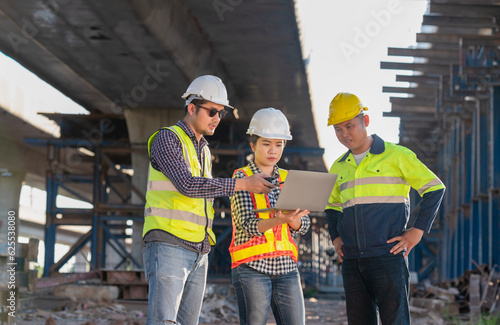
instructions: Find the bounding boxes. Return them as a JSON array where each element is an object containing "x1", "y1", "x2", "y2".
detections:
[
  {"x1": 0, "y1": 50, "x2": 88, "y2": 137},
  {"x1": 295, "y1": 0, "x2": 428, "y2": 166}
]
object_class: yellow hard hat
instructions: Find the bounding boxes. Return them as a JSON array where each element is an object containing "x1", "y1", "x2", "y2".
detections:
[{"x1": 327, "y1": 92, "x2": 368, "y2": 126}]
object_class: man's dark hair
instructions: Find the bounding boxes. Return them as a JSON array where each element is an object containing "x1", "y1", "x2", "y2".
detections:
[
  {"x1": 185, "y1": 98, "x2": 208, "y2": 116},
  {"x1": 357, "y1": 113, "x2": 366, "y2": 125}
]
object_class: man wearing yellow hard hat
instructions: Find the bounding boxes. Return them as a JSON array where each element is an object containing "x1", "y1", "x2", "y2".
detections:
[{"x1": 324, "y1": 92, "x2": 446, "y2": 325}]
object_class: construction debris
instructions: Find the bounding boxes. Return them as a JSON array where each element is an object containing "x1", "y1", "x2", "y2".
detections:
[
  {"x1": 303, "y1": 297, "x2": 348, "y2": 324},
  {"x1": 12, "y1": 264, "x2": 500, "y2": 324},
  {"x1": 17, "y1": 300, "x2": 146, "y2": 325},
  {"x1": 99, "y1": 270, "x2": 147, "y2": 300},
  {"x1": 36, "y1": 272, "x2": 100, "y2": 290},
  {"x1": 410, "y1": 264, "x2": 500, "y2": 323},
  {"x1": 199, "y1": 284, "x2": 239, "y2": 324},
  {"x1": 53, "y1": 285, "x2": 119, "y2": 302},
  {"x1": 1, "y1": 238, "x2": 39, "y2": 324}
]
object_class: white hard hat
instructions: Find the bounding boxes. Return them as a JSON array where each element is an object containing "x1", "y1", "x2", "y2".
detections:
[
  {"x1": 181, "y1": 75, "x2": 233, "y2": 109},
  {"x1": 246, "y1": 108, "x2": 292, "y2": 140}
]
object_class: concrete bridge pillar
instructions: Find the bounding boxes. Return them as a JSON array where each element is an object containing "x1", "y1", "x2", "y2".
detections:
[
  {"x1": 124, "y1": 108, "x2": 184, "y2": 269},
  {"x1": 0, "y1": 170, "x2": 26, "y2": 250}
]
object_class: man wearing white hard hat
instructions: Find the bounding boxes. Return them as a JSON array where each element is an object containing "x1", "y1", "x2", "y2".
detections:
[{"x1": 142, "y1": 75, "x2": 274, "y2": 325}]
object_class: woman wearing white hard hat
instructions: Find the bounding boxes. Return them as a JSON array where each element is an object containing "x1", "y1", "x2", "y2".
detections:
[{"x1": 229, "y1": 108, "x2": 310, "y2": 325}]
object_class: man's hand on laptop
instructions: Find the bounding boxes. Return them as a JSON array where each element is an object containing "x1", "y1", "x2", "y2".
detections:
[{"x1": 235, "y1": 173, "x2": 275, "y2": 194}]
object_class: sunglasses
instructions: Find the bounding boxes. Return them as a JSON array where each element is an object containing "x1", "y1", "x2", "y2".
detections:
[{"x1": 197, "y1": 105, "x2": 227, "y2": 119}]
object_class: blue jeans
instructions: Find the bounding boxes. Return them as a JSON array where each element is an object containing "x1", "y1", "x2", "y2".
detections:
[
  {"x1": 231, "y1": 265, "x2": 305, "y2": 325},
  {"x1": 142, "y1": 241, "x2": 208, "y2": 325},
  {"x1": 341, "y1": 253, "x2": 410, "y2": 325}
]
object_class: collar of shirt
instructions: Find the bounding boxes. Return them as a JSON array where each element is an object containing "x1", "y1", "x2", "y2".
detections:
[
  {"x1": 176, "y1": 120, "x2": 208, "y2": 149},
  {"x1": 247, "y1": 160, "x2": 280, "y2": 178},
  {"x1": 339, "y1": 133, "x2": 385, "y2": 162}
]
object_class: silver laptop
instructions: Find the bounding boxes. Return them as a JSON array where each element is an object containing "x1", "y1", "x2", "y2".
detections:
[{"x1": 251, "y1": 170, "x2": 337, "y2": 213}]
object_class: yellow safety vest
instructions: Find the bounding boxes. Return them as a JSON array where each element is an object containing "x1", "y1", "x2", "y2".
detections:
[
  {"x1": 229, "y1": 166, "x2": 298, "y2": 268},
  {"x1": 143, "y1": 125, "x2": 216, "y2": 244},
  {"x1": 326, "y1": 138, "x2": 445, "y2": 213},
  {"x1": 325, "y1": 134, "x2": 446, "y2": 258}
]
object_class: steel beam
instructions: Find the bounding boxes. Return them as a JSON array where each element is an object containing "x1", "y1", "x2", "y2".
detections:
[
  {"x1": 382, "y1": 86, "x2": 437, "y2": 98},
  {"x1": 430, "y1": 3, "x2": 500, "y2": 18},
  {"x1": 388, "y1": 47, "x2": 458, "y2": 60},
  {"x1": 49, "y1": 231, "x2": 91, "y2": 274},
  {"x1": 381, "y1": 61, "x2": 451, "y2": 75},
  {"x1": 36, "y1": 271, "x2": 100, "y2": 289},
  {"x1": 431, "y1": 0, "x2": 500, "y2": 4},
  {"x1": 491, "y1": 87, "x2": 500, "y2": 189},
  {"x1": 391, "y1": 103, "x2": 437, "y2": 114},
  {"x1": 395, "y1": 75, "x2": 442, "y2": 87},
  {"x1": 416, "y1": 33, "x2": 463, "y2": 44},
  {"x1": 422, "y1": 14, "x2": 497, "y2": 28},
  {"x1": 383, "y1": 112, "x2": 438, "y2": 120}
]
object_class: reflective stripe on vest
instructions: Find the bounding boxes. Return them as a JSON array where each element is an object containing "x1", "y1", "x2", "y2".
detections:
[
  {"x1": 325, "y1": 140, "x2": 445, "y2": 213},
  {"x1": 229, "y1": 166, "x2": 298, "y2": 268},
  {"x1": 143, "y1": 125, "x2": 216, "y2": 244},
  {"x1": 338, "y1": 176, "x2": 409, "y2": 209},
  {"x1": 417, "y1": 178, "x2": 443, "y2": 196},
  {"x1": 339, "y1": 176, "x2": 408, "y2": 192}
]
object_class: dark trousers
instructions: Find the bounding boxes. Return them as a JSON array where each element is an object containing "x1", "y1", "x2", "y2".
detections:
[{"x1": 342, "y1": 253, "x2": 410, "y2": 325}]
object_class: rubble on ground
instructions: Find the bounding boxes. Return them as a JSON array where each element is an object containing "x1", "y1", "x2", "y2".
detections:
[
  {"x1": 410, "y1": 264, "x2": 500, "y2": 324},
  {"x1": 17, "y1": 299, "x2": 146, "y2": 325},
  {"x1": 12, "y1": 265, "x2": 500, "y2": 324},
  {"x1": 199, "y1": 285, "x2": 239, "y2": 324}
]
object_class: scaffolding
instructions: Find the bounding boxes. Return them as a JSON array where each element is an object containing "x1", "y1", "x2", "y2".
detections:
[
  {"x1": 383, "y1": 25, "x2": 500, "y2": 281},
  {"x1": 25, "y1": 136, "x2": 144, "y2": 277},
  {"x1": 25, "y1": 113, "x2": 329, "y2": 285}
]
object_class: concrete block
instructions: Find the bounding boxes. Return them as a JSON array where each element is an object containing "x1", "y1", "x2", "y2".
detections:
[
  {"x1": 410, "y1": 297, "x2": 447, "y2": 313},
  {"x1": 54, "y1": 284, "x2": 119, "y2": 301},
  {"x1": 122, "y1": 285, "x2": 148, "y2": 300},
  {"x1": 425, "y1": 284, "x2": 459, "y2": 302},
  {"x1": 16, "y1": 238, "x2": 39, "y2": 261}
]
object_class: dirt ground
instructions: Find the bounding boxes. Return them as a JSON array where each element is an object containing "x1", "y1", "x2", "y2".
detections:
[
  {"x1": 200, "y1": 296, "x2": 348, "y2": 325},
  {"x1": 14, "y1": 295, "x2": 465, "y2": 325},
  {"x1": 13, "y1": 285, "x2": 468, "y2": 325},
  {"x1": 15, "y1": 296, "x2": 347, "y2": 325}
]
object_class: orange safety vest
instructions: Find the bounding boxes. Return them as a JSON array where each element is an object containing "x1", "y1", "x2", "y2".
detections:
[{"x1": 229, "y1": 166, "x2": 299, "y2": 268}]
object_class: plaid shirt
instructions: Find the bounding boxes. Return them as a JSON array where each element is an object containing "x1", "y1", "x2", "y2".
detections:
[
  {"x1": 230, "y1": 160, "x2": 310, "y2": 275},
  {"x1": 147, "y1": 120, "x2": 236, "y2": 253}
]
